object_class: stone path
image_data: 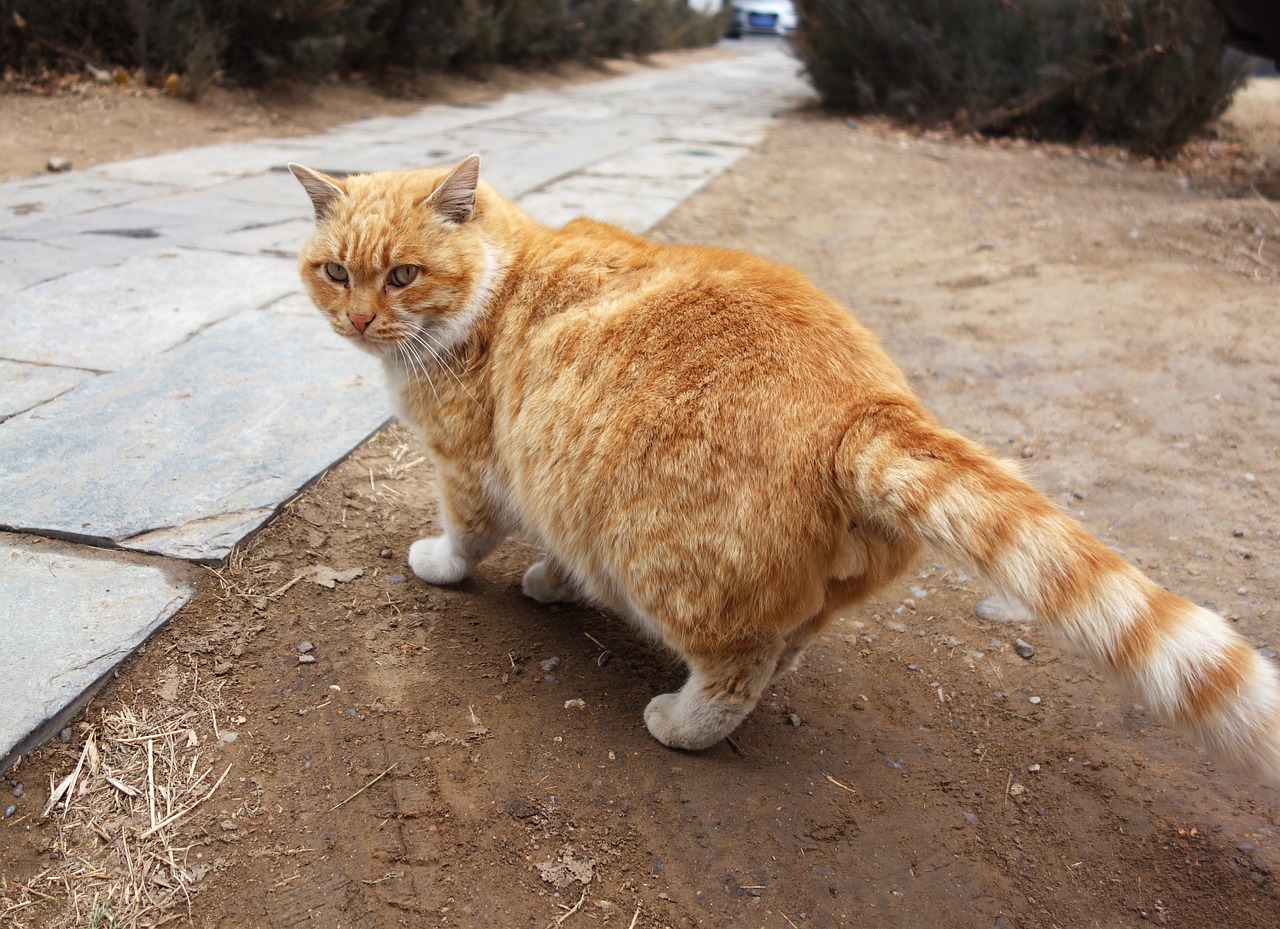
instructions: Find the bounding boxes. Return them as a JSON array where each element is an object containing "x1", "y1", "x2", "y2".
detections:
[{"x1": 0, "y1": 41, "x2": 812, "y2": 770}]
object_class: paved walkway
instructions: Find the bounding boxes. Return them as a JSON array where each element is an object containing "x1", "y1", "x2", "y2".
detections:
[{"x1": 0, "y1": 42, "x2": 813, "y2": 770}]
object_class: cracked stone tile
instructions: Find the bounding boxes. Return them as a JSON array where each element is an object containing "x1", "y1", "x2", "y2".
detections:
[
  {"x1": 0, "y1": 535, "x2": 195, "y2": 771},
  {"x1": 0, "y1": 174, "x2": 176, "y2": 233},
  {"x1": 0, "y1": 359, "x2": 94, "y2": 420},
  {"x1": 0, "y1": 309, "x2": 386, "y2": 563},
  {"x1": 0, "y1": 250, "x2": 298, "y2": 371}
]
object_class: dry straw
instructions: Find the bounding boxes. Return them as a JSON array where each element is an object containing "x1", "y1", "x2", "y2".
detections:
[{"x1": 1, "y1": 696, "x2": 232, "y2": 928}]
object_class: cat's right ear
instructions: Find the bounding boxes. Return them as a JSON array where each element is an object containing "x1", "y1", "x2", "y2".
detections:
[{"x1": 288, "y1": 164, "x2": 346, "y2": 222}]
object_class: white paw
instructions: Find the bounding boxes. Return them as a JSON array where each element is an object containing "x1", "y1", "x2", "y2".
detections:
[
  {"x1": 643, "y1": 693, "x2": 688, "y2": 748},
  {"x1": 521, "y1": 560, "x2": 577, "y2": 604},
  {"x1": 408, "y1": 536, "x2": 468, "y2": 585},
  {"x1": 643, "y1": 692, "x2": 731, "y2": 751}
]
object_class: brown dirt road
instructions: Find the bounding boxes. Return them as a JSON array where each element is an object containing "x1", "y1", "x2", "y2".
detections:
[{"x1": 2, "y1": 63, "x2": 1280, "y2": 929}]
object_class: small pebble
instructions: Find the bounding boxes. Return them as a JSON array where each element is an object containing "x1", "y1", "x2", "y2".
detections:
[
  {"x1": 882, "y1": 755, "x2": 906, "y2": 772},
  {"x1": 1233, "y1": 529, "x2": 1246, "y2": 538},
  {"x1": 345, "y1": 707, "x2": 357, "y2": 718},
  {"x1": 298, "y1": 654, "x2": 316, "y2": 664},
  {"x1": 385, "y1": 573, "x2": 406, "y2": 584},
  {"x1": 1013, "y1": 639, "x2": 1035, "y2": 659},
  {"x1": 1029, "y1": 763, "x2": 1041, "y2": 773},
  {"x1": 47, "y1": 156, "x2": 71, "y2": 173},
  {"x1": 540, "y1": 656, "x2": 562, "y2": 673},
  {"x1": 961, "y1": 810, "x2": 980, "y2": 826},
  {"x1": 59, "y1": 727, "x2": 72, "y2": 743},
  {"x1": 11, "y1": 784, "x2": 22, "y2": 798},
  {"x1": 788, "y1": 713, "x2": 802, "y2": 727},
  {"x1": 1028, "y1": 695, "x2": 1042, "y2": 705},
  {"x1": 3, "y1": 804, "x2": 15, "y2": 818},
  {"x1": 1238, "y1": 842, "x2": 1257, "y2": 854},
  {"x1": 907, "y1": 663, "x2": 919, "y2": 672},
  {"x1": 297, "y1": 641, "x2": 314, "y2": 654}
]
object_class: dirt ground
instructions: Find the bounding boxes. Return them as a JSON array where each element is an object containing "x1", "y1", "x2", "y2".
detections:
[{"x1": 3, "y1": 56, "x2": 1280, "y2": 929}]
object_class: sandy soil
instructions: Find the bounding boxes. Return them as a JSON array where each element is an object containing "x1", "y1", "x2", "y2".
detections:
[{"x1": 3, "y1": 61, "x2": 1280, "y2": 929}]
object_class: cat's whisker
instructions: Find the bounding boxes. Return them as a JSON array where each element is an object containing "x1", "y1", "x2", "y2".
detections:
[
  {"x1": 412, "y1": 327, "x2": 486, "y2": 411},
  {"x1": 396, "y1": 340, "x2": 440, "y2": 405},
  {"x1": 403, "y1": 328, "x2": 485, "y2": 413}
]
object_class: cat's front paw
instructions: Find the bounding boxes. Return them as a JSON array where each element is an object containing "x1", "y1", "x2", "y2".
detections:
[
  {"x1": 408, "y1": 536, "x2": 468, "y2": 585},
  {"x1": 644, "y1": 692, "x2": 726, "y2": 751},
  {"x1": 521, "y1": 560, "x2": 577, "y2": 604}
]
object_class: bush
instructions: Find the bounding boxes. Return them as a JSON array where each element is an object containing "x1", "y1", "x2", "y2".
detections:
[
  {"x1": 791, "y1": 0, "x2": 1250, "y2": 154},
  {"x1": 0, "y1": 0, "x2": 725, "y2": 95}
]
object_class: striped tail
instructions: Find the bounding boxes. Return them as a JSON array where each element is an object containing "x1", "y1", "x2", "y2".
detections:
[{"x1": 839, "y1": 402, "x2": 1280, "y2": 784}]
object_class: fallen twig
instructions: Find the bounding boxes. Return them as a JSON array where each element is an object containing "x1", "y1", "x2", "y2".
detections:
[
  {"x1": 824, "y1": 773, "x2": 858, "y2": 795},
  {"x1": 549, "y1": 887, "x2": 588, "y2": 928},
  {"x1": 328, "y1": 763, "x2": 397, "y2": 813},
  {"x1": 139, "y1": 763, "x2": 232, "y2": 838}
]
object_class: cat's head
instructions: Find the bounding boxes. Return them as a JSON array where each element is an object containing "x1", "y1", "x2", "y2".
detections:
[{"x1": 289, "y1": 155, "x2": 495, "y2": 362}]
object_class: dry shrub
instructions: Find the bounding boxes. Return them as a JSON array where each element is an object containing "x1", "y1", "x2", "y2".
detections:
[{"x1": 792, "y1": 0, "x2": 1250, "y2": 155}]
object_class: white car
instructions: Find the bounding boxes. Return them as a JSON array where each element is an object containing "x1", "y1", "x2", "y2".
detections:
[{"x1": 726, "y1": 1, "x2": 797, "y2": 38}]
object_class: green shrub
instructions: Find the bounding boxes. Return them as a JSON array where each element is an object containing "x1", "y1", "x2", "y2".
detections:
[{"x1": 791, "y1": 0, "x2": 1249, "y2": 154}]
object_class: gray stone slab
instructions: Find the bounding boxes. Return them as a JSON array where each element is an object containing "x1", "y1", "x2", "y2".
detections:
[
  {"x1": 582, "y1": 139, "x2": 747, "y2": 181},
  {"x1": 90, "y1": 142, "x2": 291, "y2": 189},
  {"x1": 450, "y1": 120, "x2": 667, "y2": 197},
  {"x1": 0, "y1": 250, "x2": 297, "y2": 371},
  {"x1": 517, "y1": 176, "x2": 687, "y2": 232},
  {"x1": 192, "y1": 217, "x2": 314, "y2": 259},
  {"x1": 0, "y1": 174, "x2": 175, "y2": 233},
  {"x1": 0, "y1": 535, "x2": 194, "y2": 771},
  {"x1": 5, "y1": 204, "x2": 251, "y2": 267},
  {"x1": 213, "y1": 171, "x2": 334, "y2": 210},
  {"x1": 285, "y1": 139, "x2": 481, "y2": 176},
  {"x1": 0, "y1": 306, "x2": 387, "y2": 562},
  {"x1": 0, "y1": 238, "x2": 79, "y2": 294},
  {"x1": 0, "y1": 360, "x2": 94, "y2": 420}
]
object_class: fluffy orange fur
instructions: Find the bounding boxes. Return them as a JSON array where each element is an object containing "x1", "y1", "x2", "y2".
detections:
[{"x1": 290, "y1": 156, "x2": 1280, "y2": 780}]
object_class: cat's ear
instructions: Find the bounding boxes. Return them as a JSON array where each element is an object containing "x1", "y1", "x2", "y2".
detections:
[
  {"x1": 288, "y1": 164, "x2": 346, "y2": 222},
  {"x1": 424, "y1": 154, "x2": 481, "y2": 225}
]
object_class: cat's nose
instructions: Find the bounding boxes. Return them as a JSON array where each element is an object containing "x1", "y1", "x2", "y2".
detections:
[{"x1": 349, "y1": 312, "x2": 374, "y2": 333}]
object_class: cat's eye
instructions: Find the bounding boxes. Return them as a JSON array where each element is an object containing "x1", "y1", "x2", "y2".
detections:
[
  {"x1": 324, "y1": 262, "x2": 348, "y2": 283},
  {"x1": 388, "y1": 265, "x2": 419, "y2": 287}
]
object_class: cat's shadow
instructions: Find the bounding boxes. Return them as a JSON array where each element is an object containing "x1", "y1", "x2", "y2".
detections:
[{"x1": 398, "y1": 550, "x2": 776, "y2": 763}]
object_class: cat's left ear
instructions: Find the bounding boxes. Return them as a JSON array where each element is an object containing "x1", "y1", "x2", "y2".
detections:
[
  {"x1": 425, "y1": 154, "x2": 481, "y2": 225},
  {"x1": 288, "y1": 164, "x2": 346, "y2": 222}
]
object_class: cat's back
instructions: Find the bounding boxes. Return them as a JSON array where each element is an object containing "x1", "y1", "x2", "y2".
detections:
[{"x1": 499, "y1": 218, "x2": 909, "y2": 404}]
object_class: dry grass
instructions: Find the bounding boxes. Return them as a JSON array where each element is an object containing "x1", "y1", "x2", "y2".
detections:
[{"x1": 1, "y1": 680, "x2": 233, "y2": 928}]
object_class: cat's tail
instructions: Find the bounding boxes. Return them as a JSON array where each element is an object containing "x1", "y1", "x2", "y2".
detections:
[{"x1": 837, "y1": 401, "x2": 1280, "y2": 784}]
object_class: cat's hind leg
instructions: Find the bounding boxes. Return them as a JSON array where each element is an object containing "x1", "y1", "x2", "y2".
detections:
[
  {"x1": 644, "y1": 641, "x2": 785, "y2": 750},
  {"x1": 409, "y1": 470, "x2": 506, "y2": 585},
  {"x1": 522, "y1": 557, "x2": 579, "y2": 604}
]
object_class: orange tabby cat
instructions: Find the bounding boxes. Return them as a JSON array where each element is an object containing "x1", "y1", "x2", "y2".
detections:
[{"x1": 290, "y1": 155, "x2": 1280, "y2": 781}]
